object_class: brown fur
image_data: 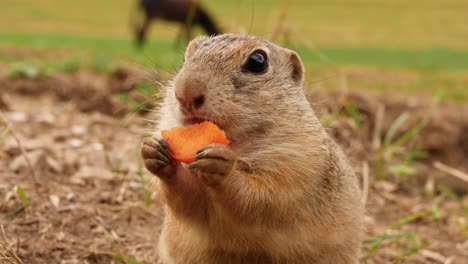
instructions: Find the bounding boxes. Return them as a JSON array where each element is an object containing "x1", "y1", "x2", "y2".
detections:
[{"x1": 141, "y1": 33, "x2": 363, "y2": 263}]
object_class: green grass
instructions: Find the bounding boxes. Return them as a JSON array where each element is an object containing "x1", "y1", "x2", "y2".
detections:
[
  {"x1": 1, "y1": 0, "x2": 468, "y2": 48},
  {"x1": 295, "y1": 46, "x2": 468, "y2": 71},
  {"x1": 15, "y1": 185, "x2": 30, "y2": 214},
  {"x1": 2, "y1": 32, "x2": 468, "y2": 71},
  {"x1": 0, "y1": 32, "x2": 182, "y2": 70},
  {"x1": 363, "y1": 206, "x2": 442, "y2": 262},
  {"x1": 0, "y1": 1, "x2": 467, "y2": 99},
  {"x1": 0, "y1": 126, "x2": 11, "y2": 147}
]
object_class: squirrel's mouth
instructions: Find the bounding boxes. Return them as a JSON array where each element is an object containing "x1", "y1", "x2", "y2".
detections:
[
  {"x1": 178, "y1": 103, "x2": 213, "y2": 126},
  {"x1": 182, "y1": 115, "x2": 225, "y2": 130},
  {"x1": 180, "y1": 109, "x2": 225, "y2": 131},
  {"x1": 183, "y1": 117, "x2": 207, "y2": 125}
]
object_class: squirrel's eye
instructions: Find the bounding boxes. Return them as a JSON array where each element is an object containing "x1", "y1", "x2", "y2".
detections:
[{"x1": 243, "y1": 50, "x2": 268, "y2": 74}]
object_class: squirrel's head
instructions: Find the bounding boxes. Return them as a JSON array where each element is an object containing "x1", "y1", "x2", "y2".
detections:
[{"x1": 172, "y1": 34, "x2": 306, "y2": 142}]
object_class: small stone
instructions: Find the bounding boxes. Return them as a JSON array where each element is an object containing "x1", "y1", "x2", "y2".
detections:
[
  {"x1": 46, "y1": 156, "x2": 63, "y2": 173},
  {"x1": 69, "y1": 138, "x2": 83, "y2": 148},
  {"x1": 49, "y1": 194, "x2": 60, "y2": 209},
  {"x1": 57, "y1": 204, "x2": 76, "y2": 213},
  {"x1": 128, "y1": 180, "x2": 141, "y2": 189},
  {"x1": 71, "y1": 125, "x2": 87, "y2": 136},
  {"x1": 34, "y1": 112, "x2": 55, "y2": 125},
  {"x1": 99, "y1": 192, "x2": 113, "y2": 204},
  {"x1": 71, "y1": 166, "x2": 114, "y2": 182},
  {"x1": 66, "y1": 192, "x2": 77, "y2": 202},
  {"x1": 56, "y1": 231, "x2": 66, "y2": 241},
  {"x1": 91, "y1": 143, "x2": 104, "y2": 151},
  {"x1": 4, "y1": 111, "x2": 27, "y2": 122},
  {"x1": 9, "y1": 149, "x2": 62, "y2": 174}
]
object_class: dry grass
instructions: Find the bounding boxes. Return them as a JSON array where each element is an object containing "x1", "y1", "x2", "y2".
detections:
[{"x1": 0, "y1": 226, "x2": 24, "y2": 264}]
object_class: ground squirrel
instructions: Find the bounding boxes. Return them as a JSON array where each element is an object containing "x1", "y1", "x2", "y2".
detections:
[{"x1": 141, "y1": 33, "x2": 363, "y2": 263}]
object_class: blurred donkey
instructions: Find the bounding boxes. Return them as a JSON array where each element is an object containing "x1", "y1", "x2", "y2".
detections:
[{"x1": 131, "y1": 0, "x2": 222, "y2": 48}]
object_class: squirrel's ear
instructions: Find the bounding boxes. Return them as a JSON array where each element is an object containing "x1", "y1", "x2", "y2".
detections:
[{"x1": 287, "y1": 50, "x2": 305, "y2": 84}]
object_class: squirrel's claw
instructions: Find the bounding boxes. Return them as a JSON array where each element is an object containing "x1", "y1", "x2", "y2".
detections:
[
  {"x1": 188, "y1": 144, "x2": 236, "y2": 186},
  {"x1": 141, "y1": 137, "x2": 175, "y2": 179}
]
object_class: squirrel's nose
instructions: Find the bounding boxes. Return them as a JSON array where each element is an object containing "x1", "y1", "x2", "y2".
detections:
[
  {"x1": 176, "y1": 94, "x2": 205, "y2": 110},
  {"x1": 175, "y1": 74, "x2": 207, "y2": 111}
]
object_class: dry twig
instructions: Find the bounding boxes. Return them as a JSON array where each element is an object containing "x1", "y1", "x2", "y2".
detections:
[
  {"x1": 0, "y1": 112, "x2": 38, "y2": 184},
  {"x1": 421, "y1": 249, "x2": 453, "y2": 264},
  {"x1": 0, "y1": 225, "x2": 24, "y2": 264},
  {"x1": 361, "y1": 161, "x2": 369, "y2": 206},
  {"x1": 372, "y1": 104, "x2": 385, "y2": 150},
  {"x1": 270, "y1": 0, "x2": 292, "y2": 41},
  {"x1": 433, "y1": 161, "x2": 468, "y2": 183}
]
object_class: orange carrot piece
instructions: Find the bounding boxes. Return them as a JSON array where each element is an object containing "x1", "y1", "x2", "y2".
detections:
[{"x1": 161, "y1": 121, "x2": 230, "y2": 163}]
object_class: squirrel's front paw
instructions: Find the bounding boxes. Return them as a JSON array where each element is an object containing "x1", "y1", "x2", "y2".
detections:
[
  {"x1": 188, "y1": 144, "x2": 236, "y2": 186},
  {"x1": 141, "y1": 137, "x2": 176, "y2": 179}
]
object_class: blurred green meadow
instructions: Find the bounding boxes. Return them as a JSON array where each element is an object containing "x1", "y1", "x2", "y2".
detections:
[{"x1": 1, "y1": 0, "x2": 467, "y2": 100}]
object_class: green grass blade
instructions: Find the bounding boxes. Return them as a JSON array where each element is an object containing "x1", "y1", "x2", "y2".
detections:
[
  {"x1": 389, "y1": 210, "x2": 431, "y2": 230},
  {"x1": 363, "y1": 231, "x2": 421, "y2": 263},
  {"x1": 341, "y1": 98, "x2": 362, "y2": 129},
  {"x1": 16, "y1": 185, "x2": 30, "y2": 209},
  {"x1": 391, "y1": 120, "x2": 427, "y2": 150},
  {"x1": 403, "y1": 150, "x2": 427, "y2": 165},
  {"x1": 384, "y1": 112, "x2": 409, "y2": 147},
  {"x1": 389, "y1": 164, "x2": 416, "y2": 176},
  {"x1": 112, "y1": 254, "x2": 144, "y2": 264},
  {"x1": 396, "y1": 231, "x2": 421, "y2": 262},
  {"x1": 362, "y1": 235, "x2": 387, "y2": 261},
  {"x1": 0, "y1": 125, "x2": 11, "y2": 146},
  {"x1": 137, "y1": 160, "x2": 152, "y2": 208},
  {"x1": 363, "y1": 232, "x2": 409, "y2": 261},
  {"x1": 432, "y1": 200, "x2": 441, "y2": 221}
]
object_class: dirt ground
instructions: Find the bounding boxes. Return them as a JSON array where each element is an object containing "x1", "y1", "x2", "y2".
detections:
[{"x1": 0, "y1": 64, "x2": 467, "y2": 264}]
